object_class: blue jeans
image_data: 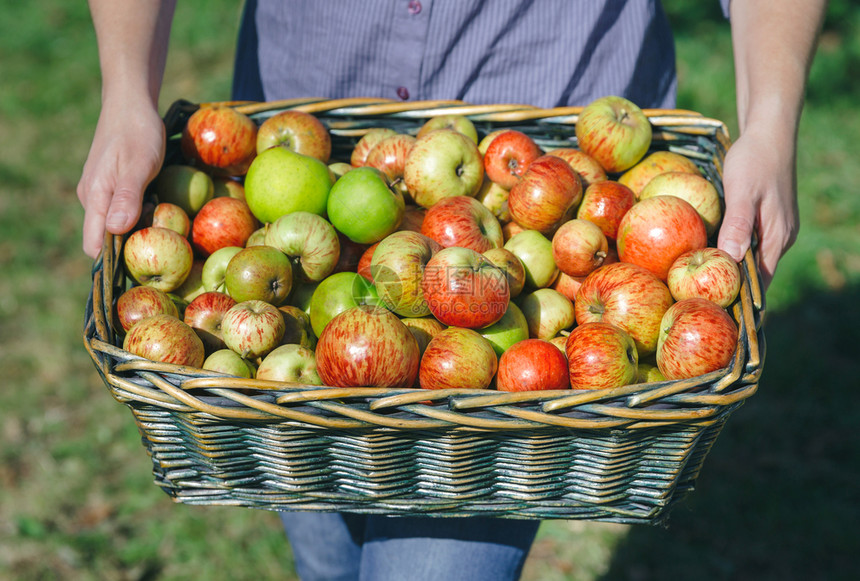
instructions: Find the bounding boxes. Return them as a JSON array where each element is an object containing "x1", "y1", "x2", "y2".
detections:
[{"x1": 279, "y1": 512, "x2": 541, "y2": 581}]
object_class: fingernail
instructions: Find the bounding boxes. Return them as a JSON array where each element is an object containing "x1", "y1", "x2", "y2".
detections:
[{"x1": 106, "y1": 211, "x2": 128, "y2": 231}]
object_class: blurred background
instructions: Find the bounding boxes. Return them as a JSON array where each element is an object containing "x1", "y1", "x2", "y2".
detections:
[{"x1": 1, "y1": 1, "x2": 857, "y2": 579}]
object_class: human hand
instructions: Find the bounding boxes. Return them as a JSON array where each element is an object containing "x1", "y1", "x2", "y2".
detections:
[
  {"x1": 77, "y1": 98, "x2": 166, "y2": 258},
  {"x1": 717, "y1": 124, "x2": 799, "y2": 290}
]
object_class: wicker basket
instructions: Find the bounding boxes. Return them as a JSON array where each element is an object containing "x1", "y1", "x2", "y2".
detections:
[{"x1": 84, "y1": 98, "x2": 765, "y2": 525}]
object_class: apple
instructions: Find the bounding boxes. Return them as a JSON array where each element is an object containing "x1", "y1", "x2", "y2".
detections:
[
  {"x1": 497, "y1": 338, "x2": 570, "y2": 392},
  {"x1": 191, "y1": 196, "x2": 258, "y2": 257},
  {"x1": 183, "y1": 290, "x2": 237, "y2": 353},
  {"x1": 403, "y1": 128, "x2": 484, "y2": 208},
  {"x1": 357, "y1": 241, "x2": 379, "y2": 282},
  {"x1": 574, "y1": 262, "x2": 674, "y2": 357},
  {"x1": 551, "y1": 218, "x2": 609, "y2": 277},
  {"x1": 123, "y1": 314, "x2": 205, "y2": 367},
  {"x1": 212, "y1": 176, "x2": 246, "y2": 200},
  {"x1": 483, "y1": 129, "x2": 542, "y2": 189},
  {"x1": 224, "y1": 245, "x2": 293, "y2": 305},
  {"x1": 417, "y1": 114, "x2": 479, "y2": 143},
  {"x1": 667, "y1": 248, "x2": 742, "y2": 308},
  {"x1": 278, "y1": 304, "x2": 317, "y2": 350},
  {"x1": 201, "y1": 246, "x2": 242, "y2": 293},
  {"x1": 245, "y1": 225, "x2": 269, "y2": 247},
  {"x1": 243, "y1": 146, "x2": 334, "y2": 223},
  {"x1": 476, "y1": 178, "x2": 511, "y2": 223},
  {"x1": 116, "y1": 285, "x2": 179, "y2": 332},
  {"x1": 508, "y1": 155, "x2": 583, "y2": 234},
  {"x1": 519, "y1": 288, "x2": 576, "y2": 341},
  {"x1": 618, "y1": 150, "x2": 701, "y2": 196},
  {"x1": 256, "y1": 344, "x2": 323, "y2": 385},
  {"x1": 575, "y1": 95, "x2": 652, "y2": 173},
  {"x1": 400, "y1": 316, "x2": 446, "y2": 357},
  {"x1": 220, "y1": 299, "x2": 286, "y2": 359},
  {"x1": 308, "y1": 271, "x2": 382, "y2": 338},
  {"x1": 151, "y1": 164, "x2": 214, "y2": 216},
  {"x1": 364, "y1": 133, "x2": 416, "y2": 198},
  {"x1": 566, "y1": 322, "x2": 638, "y2": 390},
  {"x1": 545, "y1": 148, "x2": 608, "y2": 189},
  {"x1": 328, "y1": 162, "x2": 353, "y2": 180},
  {"x1": 575, "y1": 180, "x2": 636, "y2": 243},
  {"x1": 332, "y1": 232, "x2": 368, "y2": 275},
  {"x1": 288, "y1": 281, "x2": 318, "y2": 315},
  {"x1": 123, "y1": 226, "x2": 194, "y2": 293},
  {"x1": 350, "y1": 128, "x2": 397, "y2": 167},
  {"x1": 264, "y1": 211, "x2": 341, "y2": 282},
  {"x1": 420, "y1": 195, "x2": 503, "y2": 253},
  {"x1": 549, "y1": 335, "x2": 569, "y2": 354},
  {"x1": 151, "y1": 203, "x2": 191, "y2": 238},
  {"x1": 503, "y1": 229, "x2": 559, "y2": 289},
  {"x1": 327, "y1": 166, "x2": 405, "y2": 244},
  {"x1": 316, "y1": 305, "x2": 420, "y2": 388},
  {"x1": 255, "y1": 109, "x2": 331, "y2": 162},
  {"x1": 419, "y1": 327, "x2": 498, "y2": 390},
  {"x1": 636, "y1": 360, "x2": 666, "y2": 384},
  {"x1": 656, "y1": 298, "x2": 739, "y2": 380},
  {"x1": 551, "y1": 271, "x2": 586, "y2": 302},
  {"x1": 616, "y1": 195, "x2": 708, "y2": 281},
  {"x1": 483, "y1": 247, "x2": 526, "y2": 299},
  {"x1": 421, "y1": 246, "x2": 510, "y2": 329},
  {"x1": 502, "y1": 220, "x2": 526, "y2": 242},
  {"x1": 478, "y1": 129, "x2": 507, "y2": 155},
  {"x1": 479, "y1": 301, "x2": 529, "y2": 357},
  {"x1": 399, "y1": 205, "x2": 426, "y2": 233},
  {"x1": 202, "y1": 348, "x2": 257, "y2": 378},
  {"x1": 181, "y1": 105, "x2": 257, "y2": 176},
  {"x1": 172, "y1": 258, "x2": 206, "y2": 303},
  {"x1": 637, "y1": 172, "x2": 723, "y2": 236},
  {"x1": 370, "y1": 230, "x2": 441, "y2": 317}
]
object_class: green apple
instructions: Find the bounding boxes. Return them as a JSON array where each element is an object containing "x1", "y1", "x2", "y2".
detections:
[
  {"x1": 326, "y1": 167, "x2": 405, "y2": 244},
  {"x1": 417, "y1": 114, "x2": 479, "y2": 144},
  {"x1": 308, "y1": 271, "x2": 382, "y2": 338},
  {"x1": 403, "y1": 128, "x2": 484, "y2": 208},
  {"x1": 203, "y1": 348, "x2": 257, "y2": 378},
  {"x1": 151, "y1": 164, "x2": 214, "y2": 216},
  {"x1": 519, "y1": 288, "x2": 576, "y2": 340},
  {"x1": 201, "y1": 246, "x2": 243, "y2": 293},
  {"x1": 243, "y1": 146, "x2": 334, "y2": 223},
  {"x1": 256, "y1": 344, "x2": 322, "y2": 385},
  {"x1": 503, "y1": 229, "x2": 559, "y2": 289},
  {"x1": 288, "y1": 281, "x2": 318, "y2": 316},
  {"x1": 278, "y1": 304, "x2": 317, "y2": 350},
  {"x1": 479, "y1": 302, "x2": 529, "y2": 357}
]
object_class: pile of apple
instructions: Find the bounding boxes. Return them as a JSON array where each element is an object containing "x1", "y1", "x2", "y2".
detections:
[{"x1": 116, "y1": 95, "x2": 743, "y2": 393}]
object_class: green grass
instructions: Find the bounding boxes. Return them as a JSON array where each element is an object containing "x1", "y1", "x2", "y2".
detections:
[{"x1": 1, "y1": 1, "x2": 858, "y2": 579}]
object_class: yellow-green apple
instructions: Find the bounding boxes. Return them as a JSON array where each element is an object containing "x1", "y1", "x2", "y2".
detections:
[
  {"x1": 667, "y1": 248, "x2": 742, "y2": 308},
  {"x1": 616, "y1": 195, "x2": 708, "y2": 280},
  {"x1": 183, "y1": 291, "x2": 237, "y2": 353},
  {"x1": 151, "y1": 165, "x2": 214, "y2": 216},
  {"x1": 618, "y1": 150, "x2": 700, "y2": 196},
  {"x1": 401, "y1": 316, "x2": 446, "y2": 358},
  {"x1": 212, "y1": 176, "x2": 246, "y2": 200},
  {"x1": 326, "y1": 166, "x2": 405, "y2": 244},
  {"x1": 201, "y1": 246, "x2": 242, "y2": 293},
  {"x1": 399, "y1": 205, "x2": 426, "y2": 233},
  {"x1": 220, "y1": 299, "x2": 286, "y2": 359},
  {"x1": 574, "y1": 95, "x2": 652, "y2": 173},
  {"x1": 202, "y1": 348, "x2": 256, "y2": 378},
  {"x1": 152, "y1": 203, "x2": 191, "y2": 238},
  {"x1": 420, "y1": 195, "x2": 503, "y2": 252},
  {"x1": 551, "y1": 271, "x2": 586, "y2": 302},
  {"x1": 370, "y1": 230, "x2": 442, "y2": 317},
  {"x1": 181, "y1": 105, "x2": 257, "y2": 176},
  {"x1": 508, "y1": 155, "x2": 582, "y2": 234},
  {"x1": 123, "y1": 226, "x2": 194, "y2": 293},
  {"x1": 328, "y1": 162, "x2": 353, "y2": 180},
  {"x1": 483, "y1": 129, "x2": 542, "y2": 189},
  {"x1": 264, "y1": 211, "x2": 341, "y2": 282},
  {"x1": 497, "y1": 338, "x2": 570, "y2": 392},
  {"x1": 483, "y1": 247, "x2": 526, "y2": 299},
  {"x1": 519, "y1": 288, "x2": 576, "y2": 341},
  {"x1": 416, "y1": 114, "x2": 479, "y2": 143},
  {"x1": 421, "y1": 246, "x2": 510, "y2": 329},
  {"x1": 123, "y1": 314, "x2": 205, "y2": 367},
  {"x1": 172, "y1": 258, "x2": 206, "y2": 303},
  {"x1": 403, "y1": 128, "x2": 484, "y2": 208},
  {"x1": 245, "y1": 225, "x2": 269, "y2": 247},
  {"x1": 478, "y1": 129, "x2": 507, "y2": 156},
  {"x1": 479, "y1": 302, "x2": 529, "y2": 357},
  {"x1": 636, "y1": 360, "x2": 666, "y2": 384},
  {"x1": 476, "y1": 178, "x2": 511, "y2": 223},
  {"x1": 255, "y1": 109, "x2": 331, "y2": 162},
  {"x1": 566, "y1": 321, "x2": 638, "y2": 390},
  {"x1": 364, "y1": 134, "x2": 416, "y2": 198},
  {"x1": 551, "y1": 218, "x2": 609, "y2": 277},
  {"x1": 575, "y1": 180, "x2": 636, "y2": 243},
  {"x1": 256, "y1": 344, "x2": 322, "y2": 385},
  {"x1": 638, "y1": 172, "x2": 723, "y2": 236},
  {"x1": 278, "y1": 304, "x2": 316, "y2": 350},
  {"x1": 503, "y1": 229, "x2": 558, "y2": 289},
  {"x1": 549, "y1": 334, "x2": 569, "y2": 354},
  {"x1": 574, "y1": 262, "x2": 674, "y2": 356},
  {"x1": 656, "y1": 297, "x2": 738, "y2": 380},
  {"x1": 545, "y1": 148, "x2": 608, "y2": 189},
  {"x1": 243, "y1": 146, "x2": 333, "y2": 223},
  {"x1": 418, "y1": 327, "x2": 498, "y2": 390},
  {"x1": 315, "y1": 305, "x2": 420, "y2": 387},
  {"x1": 350, "y1": 128, "x2": 397, "y2": 167},
  {"x1": 224, "y1": 245, "x2": 293, "y2": 305},
  {"x1": 288, "y1": 281, "x2": 318, "y2": 315},
  {"x1": 308, "y1": 271, "x2": 382, "y2": 338},
  {"x1": 116, "y1": 285, "x2": 179, "y2": 332},
  {"x1": 191, "y1": 196, "x2": 258, "y2": 257}
]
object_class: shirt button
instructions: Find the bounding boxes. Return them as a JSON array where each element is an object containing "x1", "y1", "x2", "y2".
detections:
[
  {"x1": 396, "y1": 86, "x2": 410, "y2": 100},
  {"x1": 408, "y1": 1, "x2": 422, "y2": 15}
]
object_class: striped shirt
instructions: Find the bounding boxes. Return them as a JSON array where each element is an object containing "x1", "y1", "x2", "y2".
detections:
[{"x1": 232, "y1": 0, "x2": 730, "y2": 109}]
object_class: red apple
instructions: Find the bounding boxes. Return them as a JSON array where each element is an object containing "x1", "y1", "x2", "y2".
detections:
[
  {"x1": 419, "y1": 327, "x2": 498, "y2": 390},
  {"x1": 656, "y1": 298, "x2": 739, "y2": 380},
  {"x1": 545, "y1": 148, "x2": 608, "y2": 189},
  {"x1": 616, "y1": 195, "x2": 708, "y2": 281},
  {"x1": 399, "y1": 205, "x2": 427, "y2": 233},
  {"x1": 183, "y1": 291, "x2": 237, "y2": 353},
  {"x1": 123, "y1": 226, "x2": 194, "y2": 293},
  {"x1": 574, "y1": 95, "x2": 652, "y2": 173},
  {"x1": 420, "y1": 195, "x2": 503, "y2": 253},
  {"x1": 351, "y1": 128, "x2": 397, "y2": 167},
  {"x1": 401, "y1": 316, "x2": 447, "y2": 358},
  {"x1": 618, "y1": 150, "x2": 701, "y2": 197},
  {"x1": 508, "y1": 155, "x2": 583, "y2": 234},
  {"x1": 191, "y1": 197, "x2": 258, "y2": 257},
  {"x1": 116, "y1": 285, "x2": 179, "y2": 332},
  {"x1": 357, "y1": 241, "x2": 379, "y2": 282},
  {"x1": 123, "y1": 314, "x2": 205, "y2": 367},
  {"x1": 220, "y1": 299, "x2": 286, "y2": 359},
  {"x1": 667, "y1": 248, "x2": 742, "y2": 308},
  {"x1": 255, "y1": 109, "x2": 331, "y2": 162},
  {"x1": 403, "y1": 128, "x2": 484, "y2": 208},
  {"x1": 551, "y1": 218, "x2": 609, "y2": 277},
  {"x1": 364, "y1": 133, "x2": 416, "y2": 198},
  {"x1": 566, "y1": 322, "x2": 639, "y2": 390},
  {"x1": 638, "y1": 172, "x2": 723, "y2": 236},
  {"x1": 575, "y1": 180, "x2": 636, "y2": 243},
  {"x1": 151, "y1": 202, "x2": 191, "y2": 238},
  {"x1": 482, "y1": 129, "x2": 542, "y2": 189},
  {"x1": 551, "y1": 271, "x2": 586, "y2": 302},
  {"x1": 316, "y1": 305, "x2": 420, "y2": 388},
  {"x1": 497, "y1": 338, "x2": 570, "y2": 392},
  {"x1": 181, "y1": 105, "x2": 257, "y2": 176}
]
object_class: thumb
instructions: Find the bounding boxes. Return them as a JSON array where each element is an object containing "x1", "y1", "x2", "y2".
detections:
[{"x1": 717, "y1": 197, "x2": 755, "y2": 263}]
